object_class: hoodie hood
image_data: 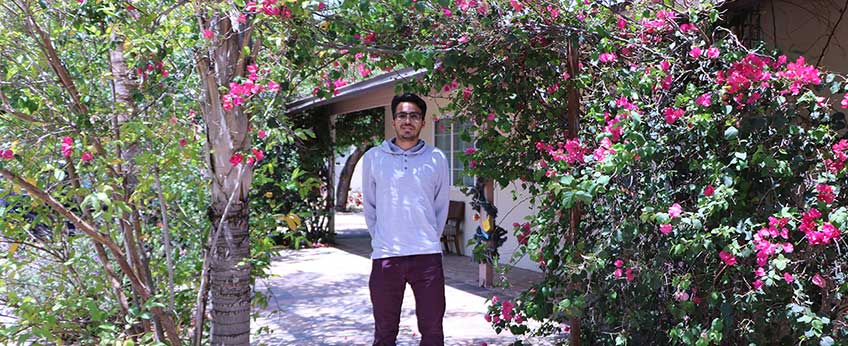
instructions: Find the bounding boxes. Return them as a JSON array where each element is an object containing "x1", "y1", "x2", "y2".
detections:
[{"x1": 379, "y1": 138, "x2": 427, "y2": 156}]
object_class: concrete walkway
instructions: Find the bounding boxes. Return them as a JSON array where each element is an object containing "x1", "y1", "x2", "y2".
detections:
[{"x1": 252, "y1": 213, "x2": 552, "y2": 346}]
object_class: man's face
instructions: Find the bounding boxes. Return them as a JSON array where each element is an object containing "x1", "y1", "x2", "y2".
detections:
[{"x1": 392, "y1": 102, "x2": 425, "y2": 141}]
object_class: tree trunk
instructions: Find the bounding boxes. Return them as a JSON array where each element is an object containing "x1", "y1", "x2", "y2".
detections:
[
  {"x1": 335, "y1": 145, "x2": 368, "y2": 211},
  {"x1": 328, "y1": 115, "x2": 336, "y2": 235},
  {"x1": 207, "y1": 201, "x2": 251, "y2": 345},
  {"x1": 195, "y1": 13, "x2": 256, "y2": 345}
]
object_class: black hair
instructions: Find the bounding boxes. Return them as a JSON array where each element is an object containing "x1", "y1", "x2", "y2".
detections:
[{"x1": 391, "y1": 93, "x2": 427, "y2": 119}]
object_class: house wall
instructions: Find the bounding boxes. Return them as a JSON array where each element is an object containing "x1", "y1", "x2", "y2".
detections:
[
  {"x1": 759, "y1": 0, "x2": 848, "y2": 75},
  {"x1": 327, "y1": 86, "x2": 543, "y2": 272}
]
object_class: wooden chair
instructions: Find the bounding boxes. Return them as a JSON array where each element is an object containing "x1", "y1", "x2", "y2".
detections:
[{"x1": 441, "y1": 201, "x2": 465, "y2": 255}]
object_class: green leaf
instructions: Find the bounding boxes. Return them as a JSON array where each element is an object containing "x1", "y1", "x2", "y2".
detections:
[
  {"x1": 724, "y1": 126, "x2": 738, "y2": 140},
  {"x1": 773, "y1": 254, "x2": 788, "y2": 271}
]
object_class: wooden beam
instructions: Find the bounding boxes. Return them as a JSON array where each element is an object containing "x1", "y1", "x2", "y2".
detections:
[
  {"x1": 328, "y1": 114, "x2": 337, "y2": 236},
  {"x1": 565, "y1": 35, "x2": 582, "y2": 346}
]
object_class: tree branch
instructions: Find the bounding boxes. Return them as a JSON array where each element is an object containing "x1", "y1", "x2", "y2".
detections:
[
  {"x1": 816, "y1": 0, "x2": 848, "y2": 67},
  {"x1": 19, "y1": 0, "x2": 88, "y2": 115},
  {"x1": 0, "y1": 167, "x2": 180, "y2": 345}
]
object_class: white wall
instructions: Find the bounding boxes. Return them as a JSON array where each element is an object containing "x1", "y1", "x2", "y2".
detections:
[
  {"x1": 446, "y1": 182, "x2": 540, "y2": 272},
  {"x1": 334, "y1": 145, "x2": 365, "y2": 194}
]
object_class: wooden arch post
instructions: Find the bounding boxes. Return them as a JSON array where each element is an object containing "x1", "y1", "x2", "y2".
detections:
[
  {"x1": 565, "y1": 35, "x2": 582, "y2": 346},
  {"x1": 479, "y1": 179, "x2": 495, "y2": 287}
]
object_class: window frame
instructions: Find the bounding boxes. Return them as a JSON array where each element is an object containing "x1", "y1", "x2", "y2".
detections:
[{"x1": 434, "y1": 118, "x2": 474, "y2": 188}]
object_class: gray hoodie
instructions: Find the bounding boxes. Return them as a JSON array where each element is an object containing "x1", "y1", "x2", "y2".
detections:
[{"x1": 362, "y1": 138, "x2": 450, "y2": 259}]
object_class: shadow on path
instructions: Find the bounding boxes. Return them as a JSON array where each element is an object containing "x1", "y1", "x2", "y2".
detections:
[{"x1": 251, "y1": 213, "x2": 551, "y2": 346}]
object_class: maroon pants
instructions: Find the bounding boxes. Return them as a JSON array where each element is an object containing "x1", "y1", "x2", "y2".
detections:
[{"x1": 369, "y1": 253, "x2": 446, "y2": 346}]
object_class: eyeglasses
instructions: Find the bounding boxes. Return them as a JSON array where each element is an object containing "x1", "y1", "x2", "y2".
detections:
[{"x1": 395, "y1": 112, "x2": 423, "y2": 122}]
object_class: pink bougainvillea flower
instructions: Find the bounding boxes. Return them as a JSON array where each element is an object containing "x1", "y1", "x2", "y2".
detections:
[
  {"x1": 776, "y1": 56, "x2": 821, "y2": 95},
  {"x1": 230, "y1": 153, "x2": 243, "y2": 166},
  {"x1": 484, "y1": 314, "x2": 491, "y2": 323},
  {"x1": 842, "y1": 93, "x2": 848, "y2": 109},
  {"x1": 599, "y1": 52, "x2": 617, "y2": 63},
  {"x1": 258, "y1": 130, "x2": 267, "y2": 139},
  {"x1": 202, "y1": 29, "x2": 214, "y2": 39},
  {"x1": 442, "y1": 78, "x2": 459, "y2": 93},
  {"x1": 706, "y1": 47, "x2": 720, "y2": 59},
  {"x1": 222, "y1": 95, "x2": 234, "y2": 110},
  {"x1": 464, "y1": 147, "x2": 476, "y2": 155},
  {"x1": 663, "y1": 107, "x2": 684, "y2": 124},
  {"x1": 679, "y1": 23, "x2": 697, "y2": 32},
  {"x1": 2, "y1": 149, "x2": 13, "y2": 159},
  {"x1": 689, "y1": 46, "x2": 702, "y2": 59},
  {"x1": 825, "y1": 139, "x2": 848, "y2": 172},
  {"x1": 469, "y1": 160, "x2": 476, "y2": 168},
  {"x1": 509, "y1": 0, "x2": 523, "y2": 12},
  {"x1": 267, "y1": 81, "x2": 280, "y2": 93},
  {"x1": 247, "y1": 157, "x2": 256, "y2": 166},
  {"x1": 252, "y1": 148, "x2": 265, "y2": 162},
  {"x1": 660, "y1": 75, "x2": 673, "y2": 90},
  {"x1": 462, "y1": 87, "x2": 473, "y2": 101},
  {"x1": 563, "y1": 139, "x2": 587, "y2": 164},
  {"x1": 703, "y1": 184, "x2": 715, "y2": 197},
  {"x1": 812, "y1": 274, "x2": 826, "y2": 288},
  {"x1": 614, "y1": 259, "x2": 624, "y2": 268},
  {"x1": 753, "y1": 279, "x2": 763, "y2": 290},
  {"x1": 161, "y1": 70, "x2": 169, "y2": 77},
  {"x1": 816, "y1": 183, "x2": 836, "y2": 204},
  {"x1": 81, "y1": 152, "x2": 93, "y2": 162},
  {"x1": 502, "y1": 300, "x2": 513, "y2": 315},
  {"x1": 61, "y1": 136, "x2": 74, "y2": 158},
  {"x1": 179, "y1": 139, "x2": 187, "y2": 148},
  {"x1": 719, "y1": 251, "x2": 737, "y2": 266},
  {"x1": 317, "y1": 2, "x2": 326, "y2": 10},
  {"x1": 659, "y1": 60, "x2": 670, "y2": 73},
  {"x1": 668, "y1": 203, "x2": 682, "y2": 218},
  {"x1": 783, "y1": 272, "x2": 795, "y2": 284},
  {"x1": 281, "y1": 5, "x2": 293, "y2": 18},
  {"x1": 363, "y1": 32, "x2": 377, "y2": 44},
  {"x1": 617, "y1": 17, "x2": 626, "y2": 30},
  {"x1": 696, "y1": 93, "x2": 712, "y2": 107},
  {"x1": 487, "y1": 112, "x2": 496, "y2": 121},
  {"x1": 441, "y1": 7, "x2": 452, "y2": 16},
  {"x1": 782, "y1": 242, "x2": 794, "y2": 253},
  {"x1": 625, "y1": 268, "x2": 635, "y2": 282},
  {"x1": 659, "y1": 223, "x2": 672, "y2": 235},
  {"x1": 593, "y1": 137, "x2": 615, "y2": 162},
  {"x1": 614, "y1": 268, "x2": 623, "y2": 278},
  {"x1": 546, "y1": 5, "x2": 559, "y2": 19},
  {"x1": 754, "y1": 267, "x2": 765, "y2": 277}
]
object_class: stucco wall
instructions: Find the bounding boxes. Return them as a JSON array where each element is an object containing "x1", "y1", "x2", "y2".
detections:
[{"x1": 759, "y1": 0, "x2": 848, "y2": 74}]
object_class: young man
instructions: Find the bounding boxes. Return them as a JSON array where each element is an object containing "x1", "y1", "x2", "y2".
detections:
[{"x1": 362, "y1": 93, "x2": 450, "y2": 346}]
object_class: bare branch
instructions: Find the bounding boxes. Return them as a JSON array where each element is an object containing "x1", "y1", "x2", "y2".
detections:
[{"x1": 816, "y1": 0, "x2": 848, "y2": 67}]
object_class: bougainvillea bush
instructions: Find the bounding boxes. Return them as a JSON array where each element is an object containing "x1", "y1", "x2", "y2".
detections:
[{"x1": 401, "y1": 0, "x2": 848, "y2": 344}]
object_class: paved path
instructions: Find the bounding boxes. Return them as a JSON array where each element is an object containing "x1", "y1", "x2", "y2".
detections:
[{"x1": 252, "y1": 213, "x2": 555, "y2": 346}]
